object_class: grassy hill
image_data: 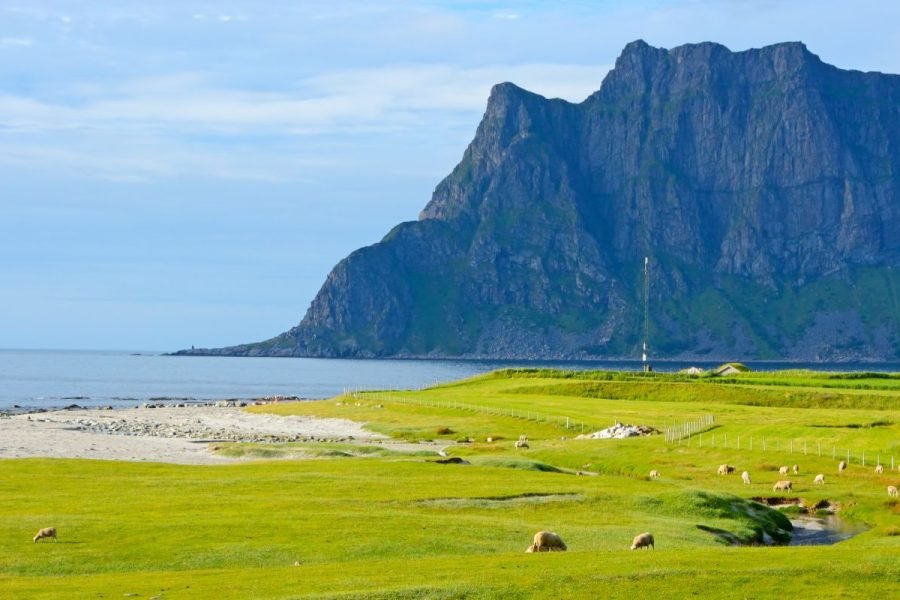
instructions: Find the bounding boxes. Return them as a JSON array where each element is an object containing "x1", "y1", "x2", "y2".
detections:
[{"x1": 2, "y1": 369, "x2": 898, "y2": 598}]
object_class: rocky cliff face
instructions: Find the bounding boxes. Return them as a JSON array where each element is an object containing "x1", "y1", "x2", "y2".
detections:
[{"x1": 180, "y1": 41, "x2": 900, "y2": 361}]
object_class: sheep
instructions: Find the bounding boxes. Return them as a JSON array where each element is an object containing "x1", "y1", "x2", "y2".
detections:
[
  {"x1": 630, "y1": 532, "x2": 655, "y2": 550},
  {"x1": 792, "y1": 464, "x2": 799, "y2": 475},
  {"x1": 875, "y1": 464, "x2": 884, "y2": 475},
  {"x1": 528, "y1": 531, "x2": 567, "y2": 552},
  {"x1": 32, "y1": 527, "x2": 57, "y2": 543},
  {"x1": 515, "y1": 439, "x2": 530, "y2": 449},
  {"x1": 779, "y1": 466, "x2": 789, "y2": 476},
  {"x1": 888, "y1": 486, "x2": 899, "y2": 498},
  {"x1": 838, "y1": 460, "x2": 847, "y2": 473},
  {"x1": 773, "y1": 480, "x2": 793, "y2": 492},
  {"x1": 717, "y1": 464, "x2": 735, "y2": 475},
  {"x1": 649, "y1": 469, "x2": 661, "y2": 479},
  {"x1": 741, "y1": 471, "x2": 751, "y2": 485},
  {"x1": 814, "y1": 473, "x2": 825, "y2": 485}
]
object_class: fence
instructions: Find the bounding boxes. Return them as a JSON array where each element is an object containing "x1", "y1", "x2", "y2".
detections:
[
  {"x1": 344, "y1": 387, "x2": 601, "y2": 434},
  {"x1": 665, "y1": 415, "x2": 715, "y2": 443},
  {"x1": 664, "y1": 420, "x2": 896, "y2": 469}
]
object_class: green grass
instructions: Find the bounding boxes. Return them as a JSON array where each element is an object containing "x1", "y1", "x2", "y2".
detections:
[{"x1": 2, "y1": 368, "x2": 899, "y2": 598}]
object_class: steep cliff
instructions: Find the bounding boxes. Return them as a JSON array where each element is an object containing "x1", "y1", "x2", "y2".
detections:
[{"x1": 180, "y1": 41, "x2": 900, "y2": 360}]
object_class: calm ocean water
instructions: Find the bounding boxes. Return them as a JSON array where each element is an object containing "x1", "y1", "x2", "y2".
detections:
[{"x1": 1, "y1": 349, "x2": 897, "y2": 411}]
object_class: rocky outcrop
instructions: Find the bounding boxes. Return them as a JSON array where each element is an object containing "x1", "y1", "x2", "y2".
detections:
[{"x1": 178, "y1": 41, "x2": 900, "y2": 361}]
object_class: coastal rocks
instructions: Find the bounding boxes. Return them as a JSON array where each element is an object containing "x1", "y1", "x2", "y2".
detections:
[
  {"x1": 577, "y1": 422, "x2": 659, "y2": 439},
  {"x1": 70, "y1": 417, "x2": 318, "y2": 444}
]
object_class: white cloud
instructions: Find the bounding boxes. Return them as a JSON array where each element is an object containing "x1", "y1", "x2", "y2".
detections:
[
  {"x1": 0, "y1": 62, "x2": 604, "y2": 134},
  {"x1": 0, "y1": 37, "x2": 32, "y2": 47}
]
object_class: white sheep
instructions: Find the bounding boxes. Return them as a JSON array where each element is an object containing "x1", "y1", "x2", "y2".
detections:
[
  {"x1": 773, "y1": 480, "x2": 793, "y2": 492},
  {"x1": 528, "y1": 531, "x2": 567, "y2": 552},
  {"x1": 33, "y1": 527, "x2": 57, "y2": 543},
  {"x1": 838, "y1": 460, "x2": 847, "y2": 473},
  {"x1": 875, "y1": 464, "x2": 884, "y2": 475},
  {"x1": 888, "y1": 486, "x2": 899, "y2": 498},
  {"x1": 630, "y1": 532, "x2": 654, "y2": 550},
  {"x1": 779, "y1": 466, "x2": 789, "y2": 476},
  {"x1": 649, "y1": 469, "x2": 660, "y2": 479},
  {"x1": 741, "y1": 471, "x2": 751, "y2": 485},
  {"x1": 717, "y1": 464, "x2": 735, "y2": 475},
  {"x1": 814, "y1": 474, "x2": 825, "y2": 485},
  {"x1": 792, "y1": 464, "x2": 799, "y2": 475}
]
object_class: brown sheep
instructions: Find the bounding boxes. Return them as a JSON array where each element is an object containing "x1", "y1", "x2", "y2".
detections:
[
  {"x1": 33, "y1": 527, "x2": 57, "y2": 543},
  {"x1": 528, "y1": 531, "x2": 567, "y2": 552},
  {"x1": 888, "y1": 486, "x2": 899, "y2": 498},
  {"x1": 773, "y1": 480, "x2": 793, "y2": 492},
  {"x1": 630, "y1": 532, "x2": 654, "y2": 550}
]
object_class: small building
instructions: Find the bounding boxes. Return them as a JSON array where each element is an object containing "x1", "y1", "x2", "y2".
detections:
[
  {"x1": 680, "y1": 366, "x2": 705, "y2": 376},
  {"x1": 713, "y1": 362, "x2": 750, "y2": 376}
]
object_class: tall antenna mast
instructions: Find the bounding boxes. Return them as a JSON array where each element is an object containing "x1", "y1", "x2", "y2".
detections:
[{"x1": 642, "y1": 256, "x2": 651, "y2": 371}]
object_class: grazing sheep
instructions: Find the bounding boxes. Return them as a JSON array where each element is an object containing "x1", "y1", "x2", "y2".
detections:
[
  {"x1": 630, "y1": 532, "x2": 655, "y2": 550},
  {"x1": 717, "y1": 464, "x2": 735, "y2": 475},
  {"x1": 888, "y1": 486, "x2": 899, "y2": 498},
  {"x1": 838, "y1": 460, "x2": 847, "y2": 473},
  {"x1": 32, "y1": 527, "x2": 57, "y2": 543},
  {"x1": 649, "y1": 469, "x2": 660, "y2": 479},
  {"x1": 875, "y1": 464, "x2": 884, "y2": 475},
  {"x1": 779, "y1": 466, "x2": 789, "y2": 476},
  {"x1": 792, "y1": 464, "x2": 799, "y2": 475},
  {"x1": 814, "y1": 474, "x2": 825, "y2": 485},
  {"x1": 529, "y1": 531, "x2": 567, "y2": 552},
  {"x1": 515, "y1": 439, "x2": 529, "y2": 449},
  {"x1": 773, "y1": 480, "x2": 793, "y2": 492},
  {"x1": 741, "y1": 471, "x2": 751, "y2": 485}
]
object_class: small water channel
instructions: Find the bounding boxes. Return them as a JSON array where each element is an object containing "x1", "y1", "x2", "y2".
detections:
[{"x1": 787, "y1": 514, "x2": 869, "y2": 546}]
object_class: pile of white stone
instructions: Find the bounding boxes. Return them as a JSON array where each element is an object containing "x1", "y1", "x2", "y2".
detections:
[{"x1": 576, "y1": 422, "x2": 658, "y2": 439}]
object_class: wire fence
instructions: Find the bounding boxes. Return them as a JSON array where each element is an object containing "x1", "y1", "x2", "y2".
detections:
[
  {"x1": 665, "y1": 415, "x2": 715, "y2": 442},
  {"x1": 344, "y1": 387, "x2": 601, "y2": 434},
  {"x1": 665, "y1": 417, "x2": 896, "y2": 469},
  {"x1": 342, "y1": 388, "x2": 898, "y2": 470}
]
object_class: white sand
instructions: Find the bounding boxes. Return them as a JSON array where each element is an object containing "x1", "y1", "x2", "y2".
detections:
[{"x1": 0, "y1": 406, "x2": 389, "y2": 465}]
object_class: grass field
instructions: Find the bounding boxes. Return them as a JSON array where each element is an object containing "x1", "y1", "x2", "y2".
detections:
[{"x1": 2, "y1": 369, "x2": 899, "y2": 598}]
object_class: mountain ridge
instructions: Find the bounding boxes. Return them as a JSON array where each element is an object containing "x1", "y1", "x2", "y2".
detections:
[{"x1": 175, "y1": 40, "x2": 900, "y2": 361}]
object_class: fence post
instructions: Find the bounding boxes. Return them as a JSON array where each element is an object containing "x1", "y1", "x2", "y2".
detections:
[{"x1": 862, "y1": 450, "x2": 866, "y2": 466}]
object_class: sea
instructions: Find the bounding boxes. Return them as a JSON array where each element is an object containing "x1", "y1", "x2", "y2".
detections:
[{"x1": 1, "y1": 349, "x2": 897, "y2": 411}]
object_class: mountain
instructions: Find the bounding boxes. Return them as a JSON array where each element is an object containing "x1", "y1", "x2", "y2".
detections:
[{"x1": 177, "y1": 41, "x2": 900, "y2": 361}]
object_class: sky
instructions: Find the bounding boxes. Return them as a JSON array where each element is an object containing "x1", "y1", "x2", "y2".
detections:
[{"x1": 2, "y1": 0, "x2": 900, "y2": 351}]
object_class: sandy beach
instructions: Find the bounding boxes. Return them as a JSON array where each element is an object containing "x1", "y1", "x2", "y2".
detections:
[{"x1": 0, "y1": 405, "x2": 391, "y2": 465}]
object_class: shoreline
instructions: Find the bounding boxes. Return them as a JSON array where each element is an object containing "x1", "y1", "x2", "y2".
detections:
[{"x1": 0, "y1": 403, "x2": 389, "y2": 465}]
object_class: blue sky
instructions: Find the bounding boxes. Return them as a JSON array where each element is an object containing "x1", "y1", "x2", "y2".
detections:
[{"x1": 2, "y1": 0, "x2": 899, "y2": 351}]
